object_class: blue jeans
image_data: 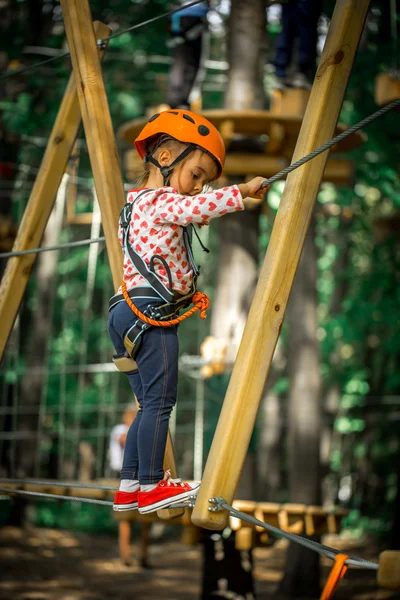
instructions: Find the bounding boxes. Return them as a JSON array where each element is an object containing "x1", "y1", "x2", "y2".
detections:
[
  {"x1": 108, "y1": 298, "x2": 179, "y2": 484},
  {"x1": 274, "y1": 0, "x2": 321, "y2": 78}
]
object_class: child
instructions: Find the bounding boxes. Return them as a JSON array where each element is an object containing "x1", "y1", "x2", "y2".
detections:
[{"x1": 108, "y1": 109, "x2": 268, "y2": 514}]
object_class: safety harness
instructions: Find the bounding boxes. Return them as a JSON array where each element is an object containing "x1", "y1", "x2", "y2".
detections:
[{"x1": 110, "y1": 189, "x2": 210, "y2": 374}]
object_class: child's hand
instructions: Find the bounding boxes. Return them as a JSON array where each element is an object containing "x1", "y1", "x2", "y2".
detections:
[{"x1": 239, "y1": 177, "x2": 270, "y2": 209}]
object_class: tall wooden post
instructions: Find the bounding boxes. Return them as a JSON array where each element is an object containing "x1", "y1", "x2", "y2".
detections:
[
  {"x1": 60, "y1": 0, "x2": 182, "y2": 519},
  {"x1": 0, "y1": 21, "x2": 110, "y2": 359},
  {"x1": 60, "y1": 0, "x2": 124, "y2": 288},
  {"x1": 192, "y1": 0, "x2": 370, "y2": 530}
]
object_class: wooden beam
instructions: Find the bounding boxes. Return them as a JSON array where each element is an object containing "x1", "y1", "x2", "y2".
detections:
[
  {"x1": 0, "y1": 21, "x2": 110, "y2": 359},
  {"x1": 222, "y1": 154, "x2": 353, "y2": 185},
  {"x1": 60, "y1": 0, "x2": 124, "y2": 289},
  {"x1": 191, "y1": 0, "x2": 370, "y2": 531},
  {"x1": 124, "y1": 149, "x2": 353, "y2": 186}
]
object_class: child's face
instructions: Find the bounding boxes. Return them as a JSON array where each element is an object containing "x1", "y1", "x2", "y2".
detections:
[{"x1": 169, "y1": 150, "x2": 217, "y2": 196}]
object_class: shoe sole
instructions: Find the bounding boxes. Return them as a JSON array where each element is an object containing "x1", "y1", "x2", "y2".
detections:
[
  {"x1": 138, "y1": 485, "x2": 200, "y2": 514},
  {"x1": 113, "y1": 502, "x2": 138, "y2": 511}
]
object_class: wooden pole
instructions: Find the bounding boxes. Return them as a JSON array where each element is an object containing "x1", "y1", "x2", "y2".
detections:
[
  {"x1": 191, "y1": 0, "x2": 370, "y2": 530},
  {"x1": 0, "y1": 21, "x2": 110, "y2": 359},
  {"x1": 60, "y1": 0, "x2": 124, "y2": 289},
  {"x1": 60, "y1": 0, "x2": 181, "y2": 519}
]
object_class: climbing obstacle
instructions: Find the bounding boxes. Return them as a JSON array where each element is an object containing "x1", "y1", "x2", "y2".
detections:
[{"x1": 0, "y1": 479, "x2": 348, "y2": 550}]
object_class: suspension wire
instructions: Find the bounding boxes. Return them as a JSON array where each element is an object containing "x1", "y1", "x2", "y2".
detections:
[
  {"x1": 0, "y1": 53, "x2": 70, "y2": 82},
  {"x1": 0, "y1": 237, "x2": 105, "y2": 259},
  {"x1": 213, "y1": 498, "x2": 378, "y2": 570},
  {"x1": 103, "y1": 0, "x2": 203, "y2": 41},
  {"x1": 0, "y1": 485, "x2": 194, "y2": 510},
  {"x1": 0, "y1": 479, "x2": 379, "y2": 569},
  {"x1": 0, "y1": 0, "x2": 204, "y2": 82},
  {"x1": 260, "y1": 97, "x2": 400, "y2": 189},
  {"x1": 0, "y1": 477, "x2": 116, "y2": 490},
  {"x1": 0, "y1": 486, "x2": 113, "y2": 507}
]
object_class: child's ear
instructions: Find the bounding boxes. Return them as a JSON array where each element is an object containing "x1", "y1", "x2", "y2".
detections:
[{"x1": 158, "y1": 148, "x2": 172, "y2": 166}]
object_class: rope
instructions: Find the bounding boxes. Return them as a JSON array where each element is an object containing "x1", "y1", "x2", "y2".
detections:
[
  {"x1": 0, "y1": 0, "x2": 204, "y2": 82},
  {"x1": 260, "y1": 98, "x2": 400, "y2": 188},
  {"x1": 214, "y1": 498, "x2": 378, "y2": 570},
  {"x1": 320, "y1": 554, "x2": 349, "y2": 600},
  {"x1": 0, "y1": 486, "x2": 194, "y2": 509},
  {"x1": 0, "y1": 237, "x2": 105, "y2": 259},
  {"x1": 121, "y1": 280, "x2": 210, "y2": 326}
]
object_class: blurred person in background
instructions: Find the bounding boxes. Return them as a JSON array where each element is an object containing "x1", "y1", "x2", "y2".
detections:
[
  {"x1": 166, "y1": 0, "x2": 210, "y2": 109},
  {"x1": 109, "y1": 404, "x2": 151, "y2": 568},
  {"x1": 273, "y1": 0, "x2": 322, "y2": 90}
]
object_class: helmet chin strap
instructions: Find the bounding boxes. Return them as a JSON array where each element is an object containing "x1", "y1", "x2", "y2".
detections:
[{"x1": 145, "y1": 144, "x2": 196, "y2": 186}]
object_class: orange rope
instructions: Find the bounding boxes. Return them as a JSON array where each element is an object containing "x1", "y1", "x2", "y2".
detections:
[
  {"x1": 320, "y1": 554, "x2": 349, "y2": 600},
  {"x1": 121, "y1": 281, "x2": 210, "y2": 327}
]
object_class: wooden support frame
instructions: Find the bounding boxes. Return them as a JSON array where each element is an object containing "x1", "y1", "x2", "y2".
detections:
[
  {"x1": 191, "y1": 0, "x2": 371, "y2": 531},
  {"x1": 60, "y1": 0, "x2": 181, "y2": 519},
  {"x1": 0, "y1": 21, "x2": 110, "y2": 359},
  {"x1": 60, "y1": 0, "x2": 124, "y2": 290}
]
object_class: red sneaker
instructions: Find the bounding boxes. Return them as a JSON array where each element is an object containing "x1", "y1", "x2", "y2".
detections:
[
  {"x1": 138, "y1": 471, "x2": 200, "y2": 514},
  {"x1": 113, "y1": 489, "x2": 139, "y2": 511}
]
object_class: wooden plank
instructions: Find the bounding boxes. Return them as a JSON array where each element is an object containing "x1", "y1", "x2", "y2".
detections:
[
  {"x1": 0, "y1": 21, "x2": 110, "y2": 359},
  {"x1": 191, "y1": 0, "x2": 370, "y2": 531},
  {"x1": 118, "y1": 111, "x2": 365, "y2": 154}
]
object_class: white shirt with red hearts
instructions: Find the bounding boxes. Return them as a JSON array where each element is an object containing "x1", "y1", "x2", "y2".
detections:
[{"x1": 118, "y1": 185, "x2": 244, "y2": 296}]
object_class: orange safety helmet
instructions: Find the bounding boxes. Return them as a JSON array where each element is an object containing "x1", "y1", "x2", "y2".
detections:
[{"x1": 134, "y1": 109, "x2": 225, "y2": 180}]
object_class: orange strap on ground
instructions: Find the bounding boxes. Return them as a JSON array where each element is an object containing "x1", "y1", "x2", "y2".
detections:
[
  {"x1": 320, "y1": 553, "x2": 349, "y2": 600},
  {"x1": 121, "y1": 280, "x2": 210, "y2": 327}
]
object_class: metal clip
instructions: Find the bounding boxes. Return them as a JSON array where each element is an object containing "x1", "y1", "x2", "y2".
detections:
[
  {"x1": 97, "y1": 38, "x2": 108, "y2": 50},
  {"x1": 208, "y1": 497, "x2": 223, "y2": 512}
]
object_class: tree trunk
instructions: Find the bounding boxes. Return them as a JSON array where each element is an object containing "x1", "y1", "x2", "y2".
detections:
[
  {"x1": 279, "y1": 218, "x2": 322, "y2": 599},
  {"x1": 210, "y1": 0, "x2": 266, "y2": 361}
]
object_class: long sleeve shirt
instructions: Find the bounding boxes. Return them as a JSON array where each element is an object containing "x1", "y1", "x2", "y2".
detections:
[{"x1": 118, "y1": 185, "x2": 244, "y2": 296}]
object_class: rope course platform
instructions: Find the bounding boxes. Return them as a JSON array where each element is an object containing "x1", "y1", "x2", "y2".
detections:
[
  {"x1": 2, "y1": 479, "x2": 400, "y2": 597},
  {"x1": 0, "y1": 478, "x2": 348, "y2": 545},
  {"x1": 119, "y1": 107, "x2": 365, "y2": 186}
]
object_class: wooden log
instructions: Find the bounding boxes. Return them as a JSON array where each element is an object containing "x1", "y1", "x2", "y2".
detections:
[
  {"x1": 281, "y1": 503, "x2": 306, "y2": 534},
  {"x1": 60, "y1": 0, "x2": 124, "y2": 290},
  {"x1": 65, "y1": 141, "x2": 80, "y2": 224},
  {"x1": 374, "y1": 72, "x2": 400, "y2": 107},
  {"x1": 0, "y1": 21, "x2": 110, "y2": 359},
  {"x1": 235, "y1": 527, "x2": 255, "y2": 551},
  {"x1": 305, "y1": 505, "x2": 328, "y2": 536},
  {"x1": 377, "y1": 551, "x2": 400, "y2": 589},
  {"x1": 270, "y1": 87, "x2": 311, "y2": 119},
  {"x1": 191, "y1": 0, "x2": 370, "y2": 531}
]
